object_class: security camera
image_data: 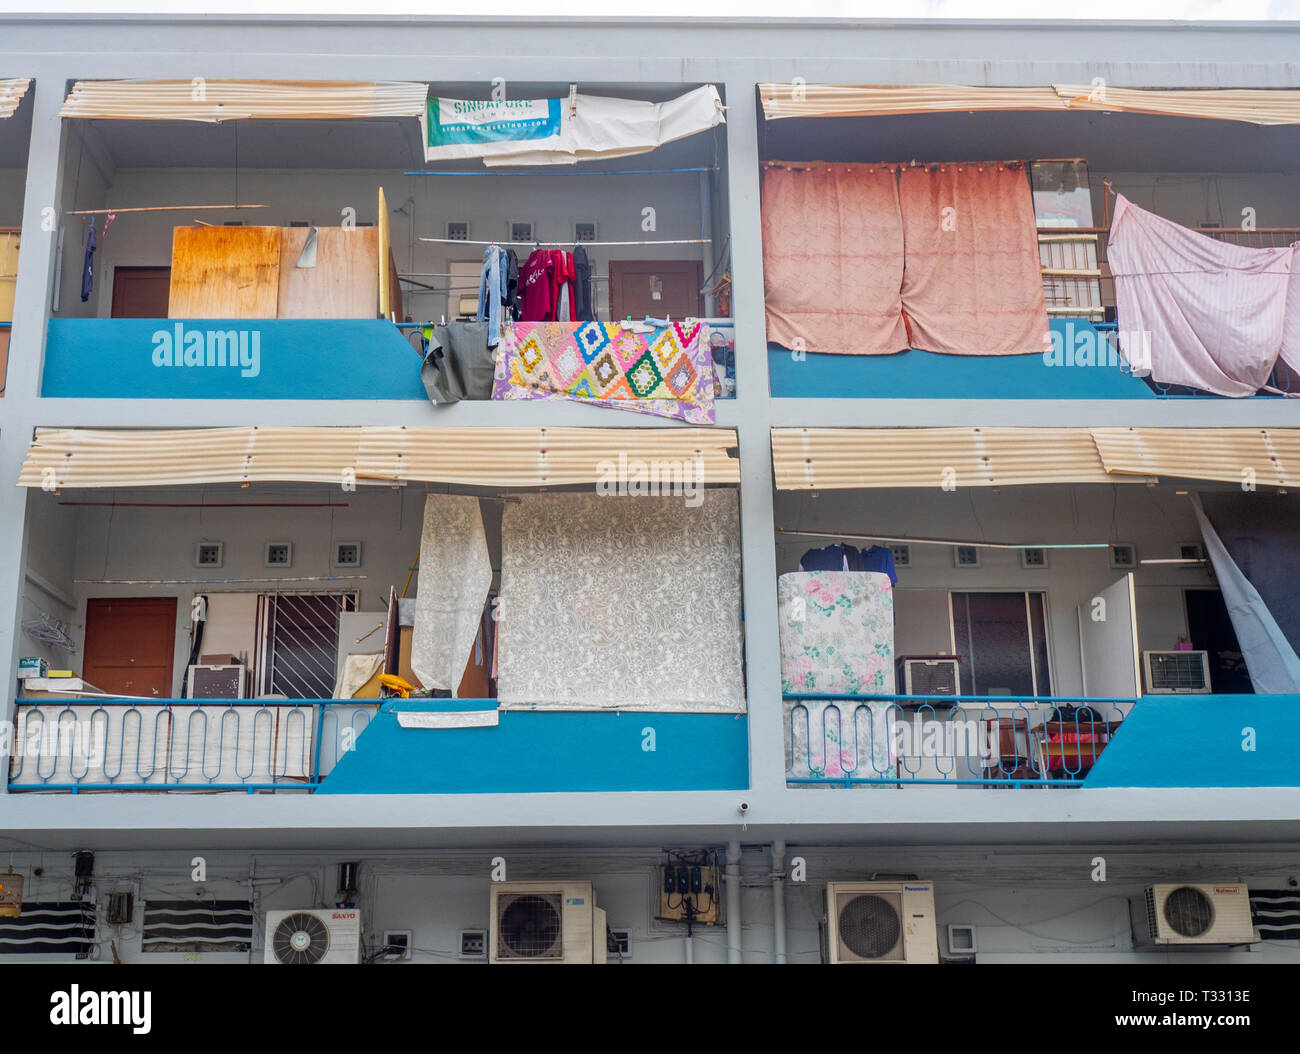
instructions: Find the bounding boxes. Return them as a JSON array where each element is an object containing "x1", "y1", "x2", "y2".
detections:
[{"x1": 738, "y1": 801, "x2": 749, "y2": 814}]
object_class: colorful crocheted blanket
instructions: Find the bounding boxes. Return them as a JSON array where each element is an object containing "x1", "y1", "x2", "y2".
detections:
[{"x1": 492, "y1": 320, "x2": 715, "y2": 423}]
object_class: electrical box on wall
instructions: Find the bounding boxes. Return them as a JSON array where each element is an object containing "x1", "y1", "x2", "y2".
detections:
[{"x1": 657, "y1": 854, "x2": 721, "y2": 925}]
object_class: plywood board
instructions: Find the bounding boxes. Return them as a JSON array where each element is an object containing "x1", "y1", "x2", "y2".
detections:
[
  {"x1": 277, "y1": 226, "x2": 380, "y2": 318},
  {"x1": 168, "y1": 225, "x2": 281, "y2": 318},
  {"x1": 0, "y1": 229, "x2": 19, "y2": 322},
  {"x1": 378, "y1": 186, "x2": 391, "y2": 320}
]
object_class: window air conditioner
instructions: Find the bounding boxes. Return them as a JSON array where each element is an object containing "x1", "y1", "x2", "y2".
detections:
[
  {"x1": 1143, "y1": 650, "x2": 1211, "y2": 694},
  {"x1": 825, "y1": 881, "x2": 939, "y2": 964},
  {"x1": 899, "y1": 658, "x2": 960, "y2": 696},
  {"x1": 1131, "y1": 884, "x2": 1255, "y2": 948},
  {"x1": 264, "y1": 909, "x2": 362, "y2": 964},
  {"x1": 490, "y1": 880, "x2": 607, "y2": 964}
]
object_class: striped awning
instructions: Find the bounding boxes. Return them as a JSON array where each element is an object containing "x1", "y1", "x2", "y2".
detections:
[
  {"x1": 0, "y1": 78, "x2": 30, "y2": 120},
  {"x1": 773, "y1": 427, "x2": 1134, "y2": 490},
  {"x1": 1092, "y1": 427, "x2": 1300, "y2": 487},
  {"x1": 59, "y1": 80, "x2": 428, "y2": 122},
  {"x1": 758, "y1": 83, "x2": 1300, "y2": 126},
  {"x1": 18, "y1": 426, "x2": 739, "y2": 489}
]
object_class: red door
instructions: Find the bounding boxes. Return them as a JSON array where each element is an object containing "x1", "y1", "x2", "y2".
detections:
[{"x1": 82, "y1": 597, "x2": 178, "y2": 698}]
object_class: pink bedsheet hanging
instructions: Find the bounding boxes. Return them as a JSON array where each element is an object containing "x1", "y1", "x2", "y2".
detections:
[
  {"x1": 898, "y1": 163, "x2": 1048, "y2": 356},
  {"x1": 1108, "y1": 194, "x2": 1300, "y2": 397},
  {"x1": 762, "y1": 164, "x2": 908, "y2": 356}
]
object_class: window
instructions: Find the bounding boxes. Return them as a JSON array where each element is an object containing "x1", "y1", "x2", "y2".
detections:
[
  {"x1": 256, "y1": 592, "x2": 357, "y2": 699},
  {"x1": 950, "y1": 591, "x2": 1052, "y2": 696}
]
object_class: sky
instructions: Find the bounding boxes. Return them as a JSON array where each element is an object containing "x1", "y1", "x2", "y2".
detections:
[{"x1": 1, "y1": 0, "x2": 1298, "y2": 18}]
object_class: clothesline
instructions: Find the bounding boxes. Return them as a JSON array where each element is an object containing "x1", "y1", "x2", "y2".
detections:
[
  {"x1": 419, "y1": 237, "x2": 712, "y2": 247},
  {"x1": 403, "y1": 166, "x2": 718, "y2": 177},
  {"x1": 775, "y1": 528, "x2": 1109, "y2": 550}
]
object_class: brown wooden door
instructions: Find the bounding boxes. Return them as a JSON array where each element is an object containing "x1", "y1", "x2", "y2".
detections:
[
  {"x1": 608, "y1": 260, "x2": 703, "y2": 321},
  {"x1": 82, "y1": 597, "x2": 178, "y2": 698},
  {"x1": 111, "y1": 266, "x2": 172, "y2": 318}
]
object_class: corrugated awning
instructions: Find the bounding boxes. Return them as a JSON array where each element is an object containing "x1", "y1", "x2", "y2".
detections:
[
  {"x1": 1092, "y1": 427, "x2": 1300, "y2": 487},
  {"x1": 758, "y1": 83, "x2": 1300, "y2": 126},
  {"x1": 59, "y1": 80, "x2": 428, "y2": 122},
  {"x1": 773, "y1": 427, "x2": 1133, "y2": 490},
  {"x1": 18, "y1": 426, "x2": 739, "y2": 489},
  {"x1": 0, "y1": 78, "x2": 30, "y2": 120}
]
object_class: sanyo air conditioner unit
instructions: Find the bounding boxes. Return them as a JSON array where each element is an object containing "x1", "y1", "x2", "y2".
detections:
[
  {"x1": 825, "y1": 881, "x2": 939, "y2": 964},
  {"x1": 1131, "y1": 884, "x2": 1256, "y2": 948},
  {"x1": 264, "y1": 909, "x2": 362, "y2": 965},
  {"x1": 490, "y1": 880, "x2": 607, "y2": 964}
]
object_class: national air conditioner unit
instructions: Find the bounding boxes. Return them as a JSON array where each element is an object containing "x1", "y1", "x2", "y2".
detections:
[
  {"x1": 825, "y1": 881, "x2": 939, "y2": 964},
  {"x1": 898, "y1": 658, "x2": 960, "y2": 696},
  {"x1": 1131, "y1": 884, "x2": 1255, "y2": 948},
  {"x1": 489, "y1": 880, "x2": 607, "y2": 964},
  {"x1": 264, "y1": 909, "x2": 362, "y2": 965},
  {"x1": 1143, "y1": 650, "x2": 1211, "y2": 694}
]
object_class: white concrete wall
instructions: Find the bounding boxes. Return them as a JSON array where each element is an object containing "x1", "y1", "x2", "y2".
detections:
[
  {"x1": 1095, "y1": 172, "x2": 1300, "y2": 230},
  {"x1": 2, "y1": 844, "x2": 1297, "y2": 965},
  {"x1": 775, "y1": 484, "x2": 1222, "y2": 696}
]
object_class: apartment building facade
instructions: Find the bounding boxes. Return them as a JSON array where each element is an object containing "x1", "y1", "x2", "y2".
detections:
[{"x1": 1, "y1": 14, "x2": 1299, "y2": 965}]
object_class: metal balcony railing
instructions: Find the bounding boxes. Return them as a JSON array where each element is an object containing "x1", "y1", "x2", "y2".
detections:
[
  {"x1": 784, "y1": 693, "x2": 1132, "y2": 788},
  {"x1": 7, "y1": 697, "x2": 379, "y2": 792}
]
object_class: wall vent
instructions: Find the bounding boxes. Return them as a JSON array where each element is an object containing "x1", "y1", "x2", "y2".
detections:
[
  {"x1": 333, "y1": 541, "x2": 362, "y2": 568},
  {"x1": 953, "y1": 545, "x2": 980, "y2": 568},
  {"x1": 509, "y1": 220, "x2": 534, "y2": 243},
  {"x1": 195, "y1": 542, "x2": 224, "y2": 568},
  {"x1": 575, "y1": 221, "x2": 597, "y2": 242},
  {"x1": 1020, "y1": 547, "x2": 1048, "y2": 569},
  {"x1": 447, "y1": 221, "x2": 470, "y2": 241},
  {"x1": 1109, "y1": 543, "x2": 1137, "y2": 570},
  {"x1": 888, "y1": 544, "x2": 910, "y2": 568},
  {"x1": 264, "y1": 542, "x2": 293, "y2": 568}
]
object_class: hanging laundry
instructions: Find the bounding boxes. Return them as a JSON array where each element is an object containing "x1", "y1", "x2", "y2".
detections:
[
  {"x1": 502, "y1": 248, "x2": 520, "y2": 321},
  {"x1": 548, "y1": 249, "x2": 576, "y2": 322},
  {"x1": 573, "y1": 245, "x2": 594, "y2": 321},
  {"x1": 492, "y1": 319, "x2": 715, "y2": 423},
  {"x1": 519, "y1": 249, "x2": 554, "y2": 321},
  {"x1": 80, "y1": 220, "x2": 96, "y2": 302},
  {"x1": 420, "y1": 321, "x2": 497, "y2": 403},
  {"x1": 1108, "y1": 194, "x2": 1300, "y2": 397},
  {"x1": 475, "y1": 244, "x2": 504, "y2": 346}
]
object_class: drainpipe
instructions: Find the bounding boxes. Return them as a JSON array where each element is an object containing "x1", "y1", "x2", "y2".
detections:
[
  {"x1": 772, "y1": 839, "x2": 787, "y2": 964},
  {"x1": 726, "y1": 840, "x2": 742, "y2": 964}
]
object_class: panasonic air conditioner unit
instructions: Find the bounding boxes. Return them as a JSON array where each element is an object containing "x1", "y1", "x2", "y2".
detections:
[
  {"x1": 489, "y1": 880, "x2": 607, "y2": 964},
  {"x1": 264, "y1": 909, "x2": 362, "y2": 965},
  {"x1": 1143, "y1": 650, "x2": 1211, "y2": 694},
  {"x1": 1131, "y1": 884, "x2": 1255, "y2": 948},
  {"x1": 825, "y1": 881, "x2": 939, "y2": 964},
  {"x1": 899, "y1": 658, "x2": 960, "y2": 696}
]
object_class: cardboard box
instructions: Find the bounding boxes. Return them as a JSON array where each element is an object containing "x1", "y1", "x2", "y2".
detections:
[
  {"x1": 18, "y1": 657, "x2": 48, "y2": 677},
  {"x1": 200, "y1": 653, "x2": 242, "y2": 666}
]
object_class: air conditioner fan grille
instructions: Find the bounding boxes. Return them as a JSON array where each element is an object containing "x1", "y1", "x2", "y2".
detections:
[
  {"x1": 498, "y1": 893, "x2": 563, "y2": 959},
  {"x1": 838, "y1": 893, "x2": 903, "y2": 960},
  {"x1": 1163, "y1": 886, "x2": 1214, "y2": 938},
  {"x1": 272, "y1": 912, "x2": 330, "y2": 965}
]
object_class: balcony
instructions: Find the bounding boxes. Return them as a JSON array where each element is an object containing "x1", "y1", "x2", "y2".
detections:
[
  {"x1": 783, "y1": 692, "x2": 1300, "y2": 790},
  {"x1": 43, "y1": 79, "x2": 733, "y2": 410},
  {"x1": 8, "y1": 696, "x2": 748, "y2": 794},
  {"x1": 759, "y1": 98, "x2": 1300, "y2": 400},
  {"x1": 13, "y1": 441, "x2": 748, "y2": 796}
]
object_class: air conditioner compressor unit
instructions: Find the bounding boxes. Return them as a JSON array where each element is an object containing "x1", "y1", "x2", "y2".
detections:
[
  {"x1": 490, "y1": 880, "x2": 607, "y2": 964},
  {"x1": 264, "y1": 909, "x2": 362, "y2": 965},
  {"x1": 825, "y1": 881, "x2": 939, "y2": 964},
  {"x1": 1131, "y1": 883, "x2": 1255, "y2": 947}
]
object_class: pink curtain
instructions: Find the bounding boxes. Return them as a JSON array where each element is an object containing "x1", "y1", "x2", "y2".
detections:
[
  {"x1": 1108, "y1": 194, "x2": 1300, "y2": 397},
  {"x1": 762, "y1": 165, "x2": 908, "y2": 356},
  {"x1": 898, "y1": 164, "x2": 1048, "y2": 356}
]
